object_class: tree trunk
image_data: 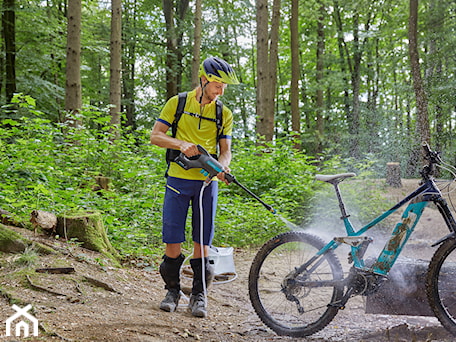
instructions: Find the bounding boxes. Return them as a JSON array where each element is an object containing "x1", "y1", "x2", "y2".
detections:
[
  {"x1": 386, "y1": 162, "x2": 402, "y2": 188},
  {"x1": 425, "y1": 0, "x2": 445, "y2": 152},
  {"x1": 290, "y1": 0, "x2": 300, "y2": 149},
  {"x1": 408, "y1": 0, "x2": 430, "y2": 151},
  {"x1": 350, "y1": 11, "x2": 361, "y2": 158},
  {"x1": 315, "y1": 1, "x2": 325, "y2": 154},
  {"x1": 2, "y1": 0, "x2": 16, "y2": 102},
  {"x1": 122, "y1": 0, "x2": 137, "y2": 131},
  {"x1": 256, "y1": 0, "x2": 281, "y2": 142},
  {"x1": 65, "y1": 0, "x2": 82, "y2": 126},
  {"x1": 191, "y1": 0, "x2": 202, "y2": 89},
  {"x1": 109, "y1": 0, "x2": 122, "y2": 139},
  {"x1": 162, "y1": 0, "x2": 178, "y2": 98},
  {"x1": 162, "y1": 0, "x2": 189, "y2": 99},
  {"x1": 332, "y1": 1, "x2": 352, "y2": 137}
]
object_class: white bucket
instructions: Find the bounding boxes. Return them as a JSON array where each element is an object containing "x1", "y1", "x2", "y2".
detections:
[{"x1": 208, "y1": 246, "x2": 236, "y2": 275}]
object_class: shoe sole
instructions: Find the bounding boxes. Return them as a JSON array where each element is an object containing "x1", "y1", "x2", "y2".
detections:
[
  {"x1": 191, "y1": 310, "x2": 207, "y2": 318},
  {"x1": 160, "y1": 303, "x2": 177, "y2": 312}
]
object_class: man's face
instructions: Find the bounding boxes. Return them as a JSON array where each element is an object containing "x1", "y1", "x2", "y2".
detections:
[{"x1": 203, "y1": 80, "x2": 227, "y2": 102}]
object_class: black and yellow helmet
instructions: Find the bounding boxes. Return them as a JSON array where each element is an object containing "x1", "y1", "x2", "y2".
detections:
[{"x1": 199, "y1": 57, "x2": 240, "y2": 85}]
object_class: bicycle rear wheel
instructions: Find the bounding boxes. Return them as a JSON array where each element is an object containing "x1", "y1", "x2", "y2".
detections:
[
  {"x1": 248, "y1": 231, "x2": 344, "y2": 337},
  {"x1": 426, "y1": 238, "x2": 456, "y2": 336}
]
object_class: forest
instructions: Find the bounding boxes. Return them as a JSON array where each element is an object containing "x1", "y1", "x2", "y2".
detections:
[{"x1": 1, "y1": 0, "x2": 455, "y2": 259}]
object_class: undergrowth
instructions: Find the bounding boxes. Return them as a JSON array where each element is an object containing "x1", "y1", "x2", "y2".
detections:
[{"x1": 0, "y1": 95, "x2": 392, "y2": 260}]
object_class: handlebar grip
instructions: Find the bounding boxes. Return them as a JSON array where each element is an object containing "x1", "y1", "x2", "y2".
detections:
[{"x1": 422, "y1": 141, "x2": 431, "y2": 155}]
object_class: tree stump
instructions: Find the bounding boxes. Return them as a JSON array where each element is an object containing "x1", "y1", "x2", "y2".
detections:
[
  {"x1": 56, "y1": 212, "x2": 120, "y2": 263},
  {"x1": 386, "y1": 162, "x2": 402, "y2": 188}
]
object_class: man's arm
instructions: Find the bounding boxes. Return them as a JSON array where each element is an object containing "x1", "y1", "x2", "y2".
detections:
[
  {"x1": 217, "y1": 138, "x2": 232, "y2": 184},
  {"x1": 150, "y1": 121, "x2": 199, "y2": 157}
]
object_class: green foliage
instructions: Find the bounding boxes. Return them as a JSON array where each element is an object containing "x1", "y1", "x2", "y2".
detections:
[
  {"x1": 1, "y1": 97, "x2": 402, "y2": 258},
  {"x1": 0, "y1": 100, "x2": 324, "y2": 256}
]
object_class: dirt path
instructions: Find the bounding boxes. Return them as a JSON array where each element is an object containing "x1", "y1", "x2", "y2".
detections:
[
  {"x1": 1, "y1": 179, "x2": 456, "y2": 341},
  {"x1": 0, "y1": 238, "x2": 454, "y2": 342}
]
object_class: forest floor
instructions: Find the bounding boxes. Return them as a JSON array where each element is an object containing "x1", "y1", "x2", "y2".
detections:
[{"x1": 1, "y1": 179, "x2": 456, "y2": 341}]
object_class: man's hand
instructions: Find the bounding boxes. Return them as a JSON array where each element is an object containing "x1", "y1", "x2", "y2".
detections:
[
  {"x1": 179, "y1": 142, "x2": 200, "y2": 157},
  {"x1": 217, "y1": 166, "x2": 231, "y2": 185}
]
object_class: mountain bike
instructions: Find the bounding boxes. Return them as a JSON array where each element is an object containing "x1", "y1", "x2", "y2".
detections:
[{"x1": 248, "y1": 143, "x2": 456, "y2": 337}]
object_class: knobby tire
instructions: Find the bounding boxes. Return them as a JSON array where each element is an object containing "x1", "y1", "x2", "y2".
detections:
[
  {"x1": 426, "y1": 238, "x2": 456, "y2": 336},
  {"x1": 248, "y1": 231, "x2": 344, "y2": 337}
]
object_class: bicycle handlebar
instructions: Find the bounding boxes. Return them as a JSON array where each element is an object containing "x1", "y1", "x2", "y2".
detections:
[{"x1": 421, "y1": 142, "x2": 442, "y2": 180}]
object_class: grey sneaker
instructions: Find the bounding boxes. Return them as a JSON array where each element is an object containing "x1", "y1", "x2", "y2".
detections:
[
  {"x1": 160, "y1": 289, "x2": 180, "y2": 312},
  {"x1": 188, "y1": 293, "x2": 207, "y2": 318}
]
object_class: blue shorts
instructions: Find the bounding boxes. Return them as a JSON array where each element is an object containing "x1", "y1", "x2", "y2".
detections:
[{"x1": 162, "y1": 177, "x2": 218, "y2": 245}]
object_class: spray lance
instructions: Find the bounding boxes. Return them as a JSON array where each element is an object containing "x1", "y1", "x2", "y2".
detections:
[{"x1": 174, "y1": 145, "x2": 277, "y2": 214}]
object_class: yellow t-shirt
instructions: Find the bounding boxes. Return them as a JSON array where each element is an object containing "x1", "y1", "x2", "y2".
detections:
[{"x1": 158, "y1": 89, "x2": 233, "y2": 180}]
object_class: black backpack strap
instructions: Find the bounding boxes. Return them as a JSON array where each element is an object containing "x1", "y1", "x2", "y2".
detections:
[
  {"x1": 215, "y1": 99, "x2": 223, "y2": 143},
  {"x1": 165, "y1": 92, "x2": 187, "y2": 176},
  {"x1": 171, "y1": 92, "x2": 188, "y2": 138}
]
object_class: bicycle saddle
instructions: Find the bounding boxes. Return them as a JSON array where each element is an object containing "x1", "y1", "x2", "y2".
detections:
[{"x1": 315, "y1": 173, "x2": 356, "y2": 183}]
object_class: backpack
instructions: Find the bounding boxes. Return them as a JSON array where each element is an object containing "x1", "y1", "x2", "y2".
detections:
[{"x1": 165, "y1": 92, "x2": 223, "y2": 174}]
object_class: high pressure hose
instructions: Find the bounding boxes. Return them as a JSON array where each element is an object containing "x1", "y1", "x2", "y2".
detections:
[{"x1": 198, "y1": 180, "x2": 211, "y2": 307}]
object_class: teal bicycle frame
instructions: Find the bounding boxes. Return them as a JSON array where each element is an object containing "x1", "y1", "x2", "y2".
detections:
[{"x1": 318, "y1": 177, "x2": 456, "y2": 276}]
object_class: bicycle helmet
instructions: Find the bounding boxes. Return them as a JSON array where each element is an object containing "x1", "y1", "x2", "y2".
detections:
[{"x1": 199, "y1": 57, "x2": 240, "y2": 85}]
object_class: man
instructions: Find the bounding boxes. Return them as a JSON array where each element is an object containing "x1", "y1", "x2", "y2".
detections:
[{"x1": 150, "y1": 57, "x2": 239, "y2": 317}]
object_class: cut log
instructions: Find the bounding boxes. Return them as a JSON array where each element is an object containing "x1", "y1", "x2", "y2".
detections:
[
  {"x1": 0, "y1": 224, "x2": 55, "y2": 254},
  {"x1": 56, "y1": 212, "x2": 120, "y2": 263},
  {"x1": 0, "y1": 209, "x2": 24, "y2": 227},
  {"x1": 386, "y1": 162, "x2": 402, "y2": 188},
  {"x1": 30, "y1": 210, "x2": 57, "y2": 233}
]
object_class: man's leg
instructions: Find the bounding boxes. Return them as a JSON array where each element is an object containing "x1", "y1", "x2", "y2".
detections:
[
  {"x1": 159, "y1": 246, "x2": 185, "y2": 312},
  {"x1": 188, "y1": 181, "x2": 218, "y2": 317},
  {"x1": 189, "y1": 256, "x2": 214, "y2": 318},
  {"x1": 159, "y1": 177, "x2": 192, "y2": 312}
]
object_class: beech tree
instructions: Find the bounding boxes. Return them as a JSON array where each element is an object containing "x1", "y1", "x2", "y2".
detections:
[
  {"x1": 64, "y1": 0, "x2": 82, "y2": 124},
  {"x1": 289, "y1": 0, "x2": 300, "y2": 148},
  {"x1": 2, "y1": 0, "x2": 16, "y2": 102},
  {"x1": 109, "y1": 0, "x2": 122, "y2": 138},
  {"x1": 162, "y1": 0, "x2": 190, "y2": 99},
  {"x1": 256, "y1": 0, "x2": 281, "y2": 142},
  {"x1": 408, "y1": 0, "x2": 430, "y2": 166},
  {"x1": 190, "y1": 0, "x2": 202, "y2": 89}
]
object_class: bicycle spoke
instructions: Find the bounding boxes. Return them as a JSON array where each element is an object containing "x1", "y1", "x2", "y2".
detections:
[{"x1": 249, "y1": 232, "x2": 344, "y2": 337}]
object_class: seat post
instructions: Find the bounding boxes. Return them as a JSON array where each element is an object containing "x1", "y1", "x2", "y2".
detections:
[{"x1": 333, "y1": 182, "x2": 350, "y2": 220}]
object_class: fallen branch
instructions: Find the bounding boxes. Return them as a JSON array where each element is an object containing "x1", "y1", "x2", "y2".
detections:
[
  {"x1": 26, "y1": 275, "x2": 67, "y2": 297},
  {"x1": 83, "y1": 275, "x2": 121, "y2": 294},
  {"x1": 36, "y1": 267, "x2": 75, "y2": 274}
]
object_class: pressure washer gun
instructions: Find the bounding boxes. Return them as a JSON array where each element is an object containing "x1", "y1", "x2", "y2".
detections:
[{"x1": 174, "y1": 145, "x2": 276, "y2": 214}]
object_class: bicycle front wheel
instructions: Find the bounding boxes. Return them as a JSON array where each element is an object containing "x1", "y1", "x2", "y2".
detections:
[
  {"x1": 248, "y1": 231, "x2": 344, "y2": 337},
  {"x1": 426, "y1": 238, "x2": 456, "y2": 336}
]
